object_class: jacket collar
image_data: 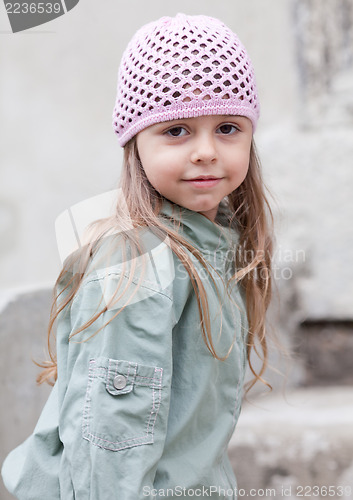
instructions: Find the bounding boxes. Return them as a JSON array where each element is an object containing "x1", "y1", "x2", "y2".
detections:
[{"x1": 159, "y1": 198, "x2": 238, "y2": 256}]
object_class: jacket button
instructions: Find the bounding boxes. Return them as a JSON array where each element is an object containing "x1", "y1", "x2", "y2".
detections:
[{"x1": 113, "y1": 374, "x2": 127, "y2": 390}]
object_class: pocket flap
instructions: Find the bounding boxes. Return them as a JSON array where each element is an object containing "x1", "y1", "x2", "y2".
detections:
[{"x1": 105, "y1": 359, "x2": 137, "y2": 396}]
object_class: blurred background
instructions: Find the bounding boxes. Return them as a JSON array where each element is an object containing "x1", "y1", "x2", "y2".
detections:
[{"x1": 1, "y1": 0, "x2": 352, "y2": 497}]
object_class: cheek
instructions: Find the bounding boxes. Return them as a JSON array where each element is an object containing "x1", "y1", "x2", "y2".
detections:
[
  {"x1": 228, "y1": 148, "x2": 250, "y2": 178},
  {"x1": 140, "y1": 159, "x2": 171, "y2": 193},
  {"x1": 142, "y1": 164, "x2": 160, "y2": 189},
  {"x1": 142, "y1": 153, "x2": 181, "y2": 185},
  {"x1": 138, "y1": 148, "x2": 159, "y2": 185},
  {"x1": 240, "y1": 152, "x2": 251, "y2": 177}
]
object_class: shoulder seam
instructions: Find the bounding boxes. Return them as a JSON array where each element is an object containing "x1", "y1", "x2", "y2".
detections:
[{"x1": 75, "y1": 271, "x2": 173, "y2": 303}]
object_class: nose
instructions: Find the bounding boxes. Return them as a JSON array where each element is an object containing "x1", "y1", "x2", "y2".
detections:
[{"x1": 190, "y1": 133, "x2": 217, "y2": 164}]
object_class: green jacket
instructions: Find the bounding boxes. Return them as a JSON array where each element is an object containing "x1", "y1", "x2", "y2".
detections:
[{"x1": 2, "y1": 200, "x2": 248, "y2": 499}]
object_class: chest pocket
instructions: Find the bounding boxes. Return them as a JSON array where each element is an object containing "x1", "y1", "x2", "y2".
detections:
[{"x1": 82, "y1": 357, "x2": 163, "y2": 451}]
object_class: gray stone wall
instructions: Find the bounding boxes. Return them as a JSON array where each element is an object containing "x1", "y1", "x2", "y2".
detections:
[{"x1": 0, "y1": 290, "x2": 52, "y2": 500}]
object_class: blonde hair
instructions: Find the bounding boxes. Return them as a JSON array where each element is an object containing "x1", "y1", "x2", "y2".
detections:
[{"x1": 37, "y1": 137, "x2": 274, "y2": 393}]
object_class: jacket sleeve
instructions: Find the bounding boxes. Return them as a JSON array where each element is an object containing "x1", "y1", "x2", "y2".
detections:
[
  {"x1": 1, "y1": 383, "x2": 62, "y2": 499},
  {"x1": 2, "y1": 239, "x2": 180, "y2": 500},
  {"x1": 56, "y1": 253, "x2": 176, "y2": 499}
]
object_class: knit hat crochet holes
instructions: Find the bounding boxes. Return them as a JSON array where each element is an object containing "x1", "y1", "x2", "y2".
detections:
[{"x1": 113, "y1": 13, "x2": 260, "y2": 146}]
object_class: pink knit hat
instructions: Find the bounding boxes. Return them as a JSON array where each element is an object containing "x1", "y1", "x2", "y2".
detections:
[{"x1": 112, "y1": 13, "x2": 260, "y2": 147}]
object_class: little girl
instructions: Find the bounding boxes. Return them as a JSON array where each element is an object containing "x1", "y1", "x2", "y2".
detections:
[{"x1": 2, "y1": 13, "x2": 273, "y2": 499}]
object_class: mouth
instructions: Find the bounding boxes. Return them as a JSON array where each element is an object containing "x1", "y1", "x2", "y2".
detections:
[
  {"x1": 186, "y1": 175, "x2": 221, "y2": 181},
  {"x1": 183, "y1": 176, "x2": 223, "y2": 188}
]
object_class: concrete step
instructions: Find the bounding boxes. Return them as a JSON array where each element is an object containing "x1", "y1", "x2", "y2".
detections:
[{"x1": 229, "y1": 386, "x2": 353, "y2": 499}]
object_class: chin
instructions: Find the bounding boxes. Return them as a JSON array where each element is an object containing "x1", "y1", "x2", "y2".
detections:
[{"x1": 195, "y1": 202, "x2": 218, "y2": 212}]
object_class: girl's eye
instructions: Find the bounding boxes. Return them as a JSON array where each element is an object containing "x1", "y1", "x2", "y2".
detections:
[
  {"x1": 165, "y1": 126, "x2": 188, "y2": 137},
  {"x1": 217, "y1": 124, "x2": 239, "y2": 135}
]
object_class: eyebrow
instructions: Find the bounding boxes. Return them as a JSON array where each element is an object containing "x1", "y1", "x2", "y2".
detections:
[{"x1": 152, "y1": 115, "x2": 246, "y2": 132}]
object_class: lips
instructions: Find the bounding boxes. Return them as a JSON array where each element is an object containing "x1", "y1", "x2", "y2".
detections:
[
  {"x1": 183, "y1": 177, "x2": 222, "y2": 188},
  {"x1": 186, "y1": 175, "x2": 220, "y2": 181}
]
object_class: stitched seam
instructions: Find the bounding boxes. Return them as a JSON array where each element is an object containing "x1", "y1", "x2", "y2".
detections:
[
  {"x1": 98, "y1": 271, "x2": 164, "y2": 291},
  {"x1": 135, "y1": 374, "x2": 161, "y2": 381},
  {"x1": 146, "y1": 367, "x2": 163, "y2": 436},
  {"x1": 134, "y1": 380, "x2": 162, "y2": 388},
  {"x1": 232, "y1": 374, "x2": 242, "y2": 429},
  {"x1": 97, "y1": 366, "x2": 162, "y2": 387},
  {"x1": 82, "y1": 359, "x2": 96, "y2": 440},
  {"x1": 86, "y1": 437, "x2": 153, "y2": 452},
  {"x1": 108, "y1": 358, "x2": 113, "y2": 386},
  {"x1": 84, "y1": 430, "x2": 151, "y2": 446},
  {"x1": 95, "y1": 367, "x2": 107, "y2": 378},
  {"x1": 98, "y1": 373, "x2": 162, "y2": 387},
  {"x1": 74, "y1": 271, "x2": 173, "y2": 304}
]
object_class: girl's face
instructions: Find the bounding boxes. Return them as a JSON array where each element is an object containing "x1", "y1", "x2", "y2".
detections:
[{"x1": 136, "y1": 115, "x2": 253, "y2": 222}]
